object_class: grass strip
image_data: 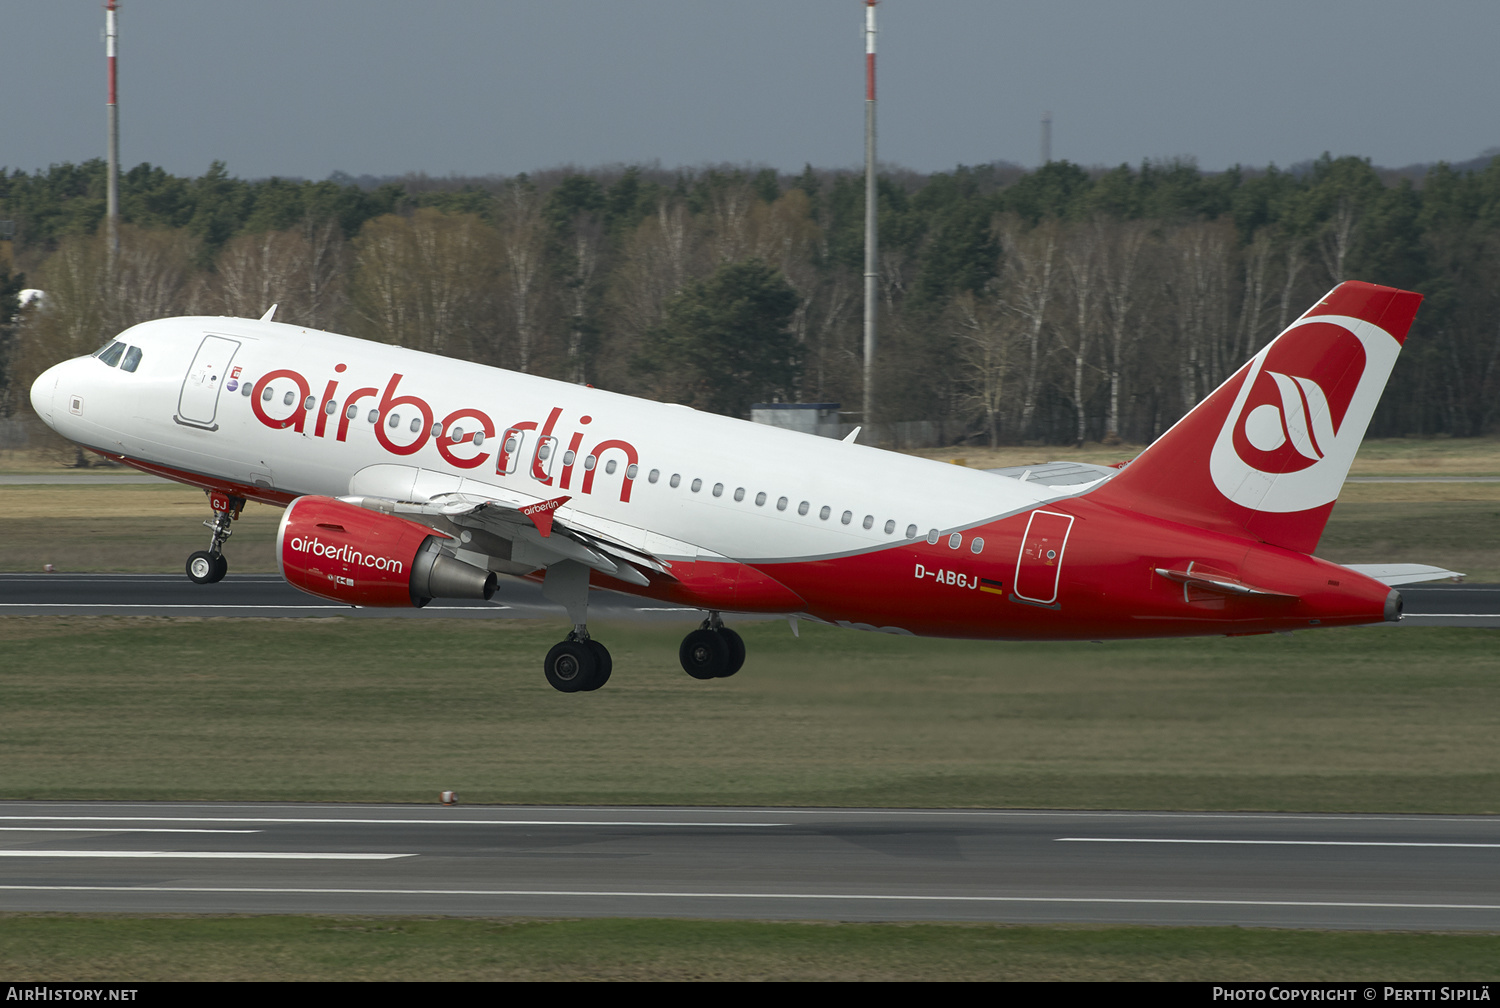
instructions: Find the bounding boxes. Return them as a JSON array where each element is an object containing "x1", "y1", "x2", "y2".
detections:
[
  {"x1": 1, "y1": 618, "x2": 1497, "y2": 812},
  {"x1": 1, "y1": 915, "x2": 1497, "y2": 981}
]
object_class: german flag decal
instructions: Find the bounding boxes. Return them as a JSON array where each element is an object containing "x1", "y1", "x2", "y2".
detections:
[{"x1": 979, "y1": 577, "x2": 1005, "y2": 595}]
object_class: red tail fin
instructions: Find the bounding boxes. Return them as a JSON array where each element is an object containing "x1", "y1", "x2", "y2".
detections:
[{"x1": 1095, "y1": 281, "x2": 1422, "y2": 554}]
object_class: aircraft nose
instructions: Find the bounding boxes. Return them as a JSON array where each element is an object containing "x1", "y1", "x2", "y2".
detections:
[{"x1": 29, "y1": 363, "x2": 61, "y2": 425}]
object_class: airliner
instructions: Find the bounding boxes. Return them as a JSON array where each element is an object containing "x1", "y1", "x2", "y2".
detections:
[{"x1": 29, "y1": 281, "x2": 1449, "y2": 692}]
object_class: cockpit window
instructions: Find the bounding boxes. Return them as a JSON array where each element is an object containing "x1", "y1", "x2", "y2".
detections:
[
  {"x1": 120, "y1": 346, "x2": 143, "y2": 372},
  {"x1": 94, "y1": 341, "x2": 126, "y2": 367}
]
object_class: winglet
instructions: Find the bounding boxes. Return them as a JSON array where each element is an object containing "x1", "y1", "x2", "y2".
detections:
[{"x1": 521, "y1": 495, "x2": 570, "y2": 537}]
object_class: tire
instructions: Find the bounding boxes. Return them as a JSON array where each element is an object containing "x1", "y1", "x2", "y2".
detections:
[
  {"x1": 718, "y1": 627, "x2": 746, "y2": 677},
  {"x1": 582, "y1": 640, "x2": 613, "y2": 691},
  {"x1": 186, "y1": 551, "x2": 227, "y2": 584},
  {"x1": 545, "y1": 640, "x2": 600, "y2": 693},
  {"x1": 679, "y1": 628, "x2": 730, "y2": 680}
]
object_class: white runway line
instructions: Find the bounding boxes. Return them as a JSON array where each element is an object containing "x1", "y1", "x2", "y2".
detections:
[
  {"x1": 0, "y1": 827, "x2": 260, "y2": 834},
  {"x1": 0, "y1": 851, "x2": 411, "y2": 860},
  {"x1": 0, "y1": 883, "x2": 1497, "y2": 912},
  {"x1": 0, "y1": 815, "x2": 786, "y2": 827},
  {"x1": 1058, "y1": 837, "x2": 1500, "y2": 848}
]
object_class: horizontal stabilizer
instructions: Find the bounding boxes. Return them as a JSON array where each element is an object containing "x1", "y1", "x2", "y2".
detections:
[{"x1": 1339, "y1": 563, "x2": 1464, "y2": 586}]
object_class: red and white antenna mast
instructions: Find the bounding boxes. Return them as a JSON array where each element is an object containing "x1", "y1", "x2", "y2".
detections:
[
  {"x1": 862, "y1": 0, "x2": 878, "y2": 438},
  {"x1": 105, "y1": 1, "x2": 120, "y2": 262}
]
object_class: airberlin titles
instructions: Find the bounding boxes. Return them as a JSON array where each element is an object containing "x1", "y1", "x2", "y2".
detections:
[{"x1": 248, "y1": 364, "x2": 641, "y2": 503}]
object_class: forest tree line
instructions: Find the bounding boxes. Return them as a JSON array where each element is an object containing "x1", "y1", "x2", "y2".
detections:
[{"x1": 1, "y1": 153, "x2": 1498, "y2": 445}]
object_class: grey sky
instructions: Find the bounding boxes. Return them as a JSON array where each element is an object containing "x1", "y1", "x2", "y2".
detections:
[{"x1": 4, "y1": 1, "x2": 1497, "y2": 181}]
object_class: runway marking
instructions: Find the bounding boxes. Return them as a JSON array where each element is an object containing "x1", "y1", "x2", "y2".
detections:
[
  {"x1": 0, "y1": 816, "x2": 786, "y2": 828},
  {"x1": 0, "y1": 851, "x2": 411, "y2": 860},
  {"x1": 1, "y1": 884, "x2": 1498, "y2": 912},
  {"x1": 0, "y1": 827, "x2": 260, "y2": 834},
  {"x1": 1058, "y1": 838, "x2": 1500, "y2": 848}
]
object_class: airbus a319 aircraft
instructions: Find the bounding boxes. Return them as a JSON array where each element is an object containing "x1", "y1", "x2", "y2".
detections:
[{"x1": 30, "y1": 280, "x2": 1447, "y2": 692}]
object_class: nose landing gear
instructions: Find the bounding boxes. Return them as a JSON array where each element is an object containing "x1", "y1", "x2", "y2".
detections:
[
  {"x1": 679, "y1": 613, "x2": 746, "y2": 680},
  {"x1": 186, "y1": 490, "x2": 244, "y2": 585}
]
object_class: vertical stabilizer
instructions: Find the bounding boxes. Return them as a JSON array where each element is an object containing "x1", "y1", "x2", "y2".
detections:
[{"x1": 1095, "y1": 281, "x2": 1422, "y2": 554}]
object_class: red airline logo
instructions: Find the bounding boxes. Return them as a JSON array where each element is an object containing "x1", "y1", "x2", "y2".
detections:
[{"x1": 249, "y1": 367, "x2": 641, "y2": 503}]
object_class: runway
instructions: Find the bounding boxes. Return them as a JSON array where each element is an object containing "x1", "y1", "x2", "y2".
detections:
[
  {"x1": 1, "y1": 802, "x2": 1497, "y2": 929},
  {"x1": 0, "y1": 573, "x2": 1494, "y2": 627},
  {"x1": 0, "y1": 573, "x2": 701, "y2": 622}
]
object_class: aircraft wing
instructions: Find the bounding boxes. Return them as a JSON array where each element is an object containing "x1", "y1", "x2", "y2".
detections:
[
  {"x1": 340, "y1": 490, "x2": 663, "y2": 589},
  {"x1": 983, "y1": 460, "x2": 1119, "y2": 488}
]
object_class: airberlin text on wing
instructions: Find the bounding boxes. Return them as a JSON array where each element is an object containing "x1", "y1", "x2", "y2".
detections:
[{"x1": 249, "y1": 367, "x2": 640, "y2": 503}]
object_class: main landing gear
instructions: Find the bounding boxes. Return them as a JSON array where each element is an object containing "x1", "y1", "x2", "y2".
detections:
[
  {"x1": 185, "y1": 490, "x2": 244, "y2": 585},
  {"x1": 544, "y1": 627, "x2": 613, "y2": 693},
  {"x1": 679, "y1": 613, "x2": 745, "y2": 680},
  {"x1": 540, "y1": 560, "x2": 613, "y2": 693},
  {"x1": 537, "y1": 561, "x2": 748, "y2": 693}
]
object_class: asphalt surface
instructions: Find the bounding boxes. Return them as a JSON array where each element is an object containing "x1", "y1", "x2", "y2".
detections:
[
  {"x1": 0, "y1": 573, "x2": 702, "y2": 622},
  {"x1": 0, "y1": 802, "x2": 1496, "y2": 928},
  {"x1": 0, "y1": 573, "x2": 1494, "y2": 627}
]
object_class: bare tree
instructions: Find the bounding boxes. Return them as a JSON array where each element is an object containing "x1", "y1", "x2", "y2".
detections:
[
  {"x1": 948, "y1": 288, "x2": 1016, "y2": 446},
  {"x1": 495, "y1": 183, "x2": 547, "y2": 373},
  {"x1": 348, "y1": 208, "x2": 499, "y2": 359},
  {"x1": 995, "y1": 216, "x2": 1060, "y2": 440}
]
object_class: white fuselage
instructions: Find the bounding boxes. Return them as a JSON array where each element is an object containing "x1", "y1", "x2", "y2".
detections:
[{"x1": 31, "y1": 317, "x2": 1060, "y2": 568}]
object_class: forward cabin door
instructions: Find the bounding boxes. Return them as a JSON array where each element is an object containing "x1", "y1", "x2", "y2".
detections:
[{"x1": 175, "y1": 334, "x2": 240, "y2": 431}]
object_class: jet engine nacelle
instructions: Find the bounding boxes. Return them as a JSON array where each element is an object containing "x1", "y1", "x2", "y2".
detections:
[{"x1": 277, "y1": 495, "x2": 497, "y2": 607}]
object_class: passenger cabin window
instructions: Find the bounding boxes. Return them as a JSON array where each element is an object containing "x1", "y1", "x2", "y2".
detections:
[
  {"x1": 971, "y1": 537, "x2": 985, "y2": 554},
  {"x1": 712, "y1": 483, "x2": 724, "y2": 497},
  {"x1": 797, "y1": 501, "x2": 809, "y2": 516},
  {"x1": 819, "y1": 506, "x2": 831, "y2": 520},
  {"x1": 691, "y1": 478, "x2": 702, "y2": 492},
  {"x1": 948, "y1": 533, "x2": 962, "y2": 549},
  {"x1": 649, "y1": 469, "x2": 661, "y2": 484},
  {"x1": 120, "y1": 346, "x2": 143, "y2": 372},
  {"x1": 670, "y1": 473, "x2": 681, "y2": 488},
  {"x1": 906, "y1": 524, "x2": 918, "y2": 539}
]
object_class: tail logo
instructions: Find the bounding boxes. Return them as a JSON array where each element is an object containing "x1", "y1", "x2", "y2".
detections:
[{"x1": 1210, "y1": 316, "x2": 1398, "y2": 513}]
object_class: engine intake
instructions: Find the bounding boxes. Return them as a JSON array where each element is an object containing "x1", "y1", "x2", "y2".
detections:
[{"x1": 278, "y1": 495, "x2": 497, "y2": 607}]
